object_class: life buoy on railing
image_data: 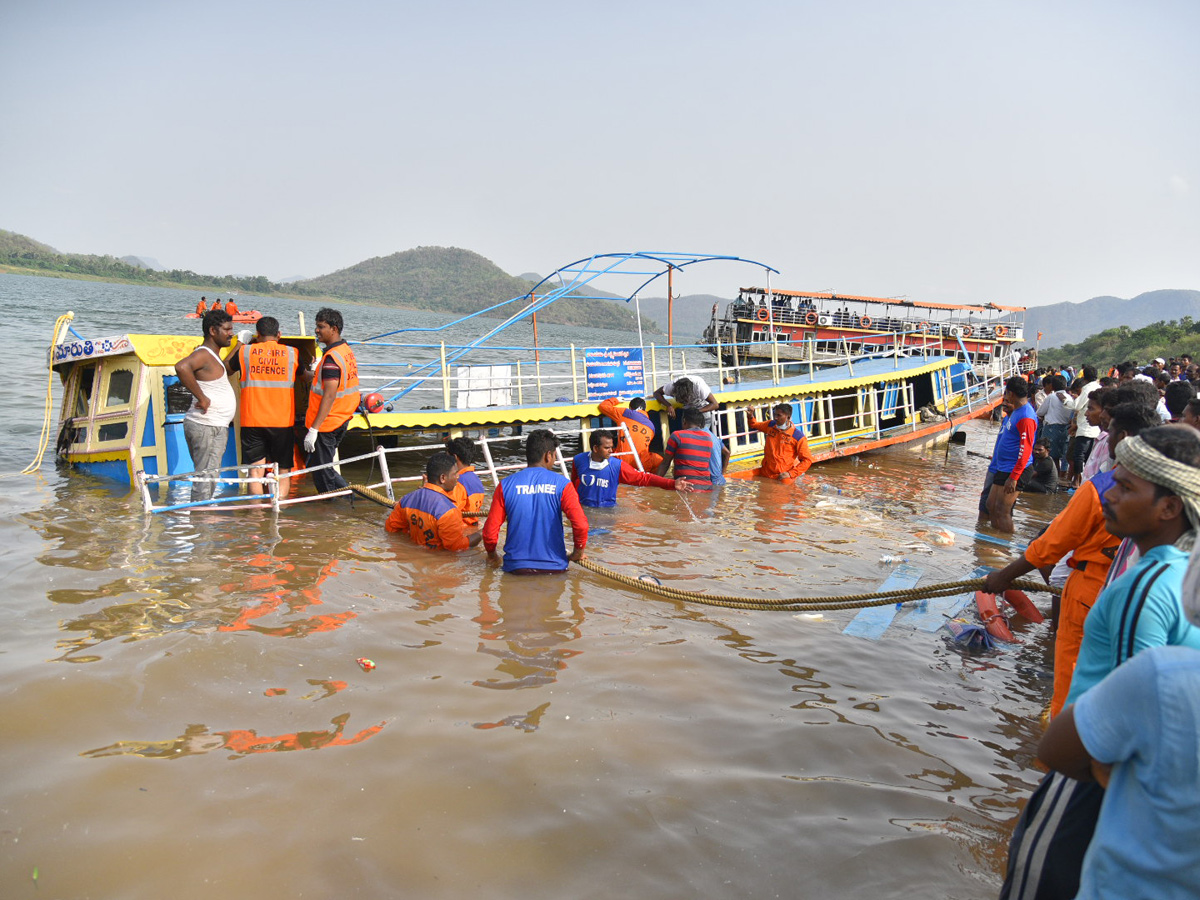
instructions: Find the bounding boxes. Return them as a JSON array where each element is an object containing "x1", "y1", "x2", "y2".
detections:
[
  {"x1": 757, "y1": 307, "x2": 769, "y2": 321},
  {"x1": 804, "y1": 311, "x2": 818, "y2": 326},
  {"x1": 860, "y1": 316, "x2": 872, "y2": 329},
  {"x1": 918, "y1": 321, "x2": 931, "y2": 333},
  {"x1": 962, "y1": 325, "x2": 973, "y2": 337},
  {"x1": 817, "y1": 315, "x2": 831, "y2": 327},
  {"x1": 995, "y1": 325, "x2": 1008, "y2": 337}
]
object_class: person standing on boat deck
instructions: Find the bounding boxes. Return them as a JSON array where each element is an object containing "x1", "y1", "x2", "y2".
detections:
[
  {"x1": 195, "y1": 296, "x2": 207, "y2": 316},
  {"x1": 174, "y1": 309, "x2": 236, "y2": 502},
  {"x1": 482, "y1": 429, "x2": 588, "y2": 574},
  {"x1": 978, "y1": 376, "x2": 1037, "y2": 533},
  {"x1": 385, "y1": 452, "x2": 482, "y2": 551},
  {"x1": 996, "y1": 425, "x2": 1200, "y2": 900},
  {"x1": 226, "y1": 317, "x2": 299, "y2": 495},
  {"x1": 302, "y1": 308, "x2": 359, "y2": 495},
  {"x1": 570, "y1": 429, "x2": 690, "y2": 508},
  {"x1": 654, "y1": 375, "x2": 729, "y2": 484},
  {"x1": 747, "y1": 403, "x2": 814, "y2": 482},
  {"x1": 657, "y1": 408, "x2": 716, "y2": 491},
  {"x1": 597, "y1": 395, "x2": 663, "y2": 472},
  {"x1": 444, "y1": 436, "x2": 486, "y2": 525},
  {"x1": 225, "y1": 296, "x2": 240, "y2": 317}
]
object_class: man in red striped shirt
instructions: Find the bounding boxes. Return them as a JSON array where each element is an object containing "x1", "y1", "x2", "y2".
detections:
[{"x1": 657, "y1": 408, "x2": 716, "y2": 491}]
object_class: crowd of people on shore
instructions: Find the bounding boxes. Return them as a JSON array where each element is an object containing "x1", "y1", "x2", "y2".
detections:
[{"x1": 976, "y1": 355, "x2": 1200, "y2": 899}]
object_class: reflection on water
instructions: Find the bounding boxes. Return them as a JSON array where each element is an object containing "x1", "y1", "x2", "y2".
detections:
[{"x1": 81, "y1": 711, "x2": 386, "y2": 760}]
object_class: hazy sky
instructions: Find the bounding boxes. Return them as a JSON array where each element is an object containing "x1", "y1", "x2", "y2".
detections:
[{"x1": 3, "y1": 0, "x2": 1197, "y2": 307}]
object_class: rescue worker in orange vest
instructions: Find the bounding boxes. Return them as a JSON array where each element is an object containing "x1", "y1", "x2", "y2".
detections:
[
  {"x1": 302, "y1": 308, "x2": 359, "y2": 495},
  {"x1": 210, "y1": 298, "x2": 224, "y2": 312},
  {"x1": 385, "y1": 452, "x2": 482, "y2": 551},
  {"x1": 445, "y1": 436, "x2": 486, "y2": 526},
  {"x1": 226, "y1": 317, "x2": 299, "y2": 495},
  {"x1": 597, "y1": 395, "x2": 663, "y2": 472},
  {"x1": 195, "y1": 296, "x2": 207, "y2": 316},
  {"x1": 747, "y1": 402, "x2": 814, "y2": 482},
  {"x1": 225, "y1": 297, "x2": 240, "y2": 316}
]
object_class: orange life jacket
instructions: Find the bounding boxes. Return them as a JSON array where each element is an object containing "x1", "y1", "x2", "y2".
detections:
[
  {"x1": 195, "y1": 299, "x2": 206, "y2": 315},
  {"x1": 225, "y1": 300, "x2": 240, "y2": 315},
  {"x1": 306, "y1": 342, "x2": 360, "y2": 431},
  {"x1": 239, "y1": 340, "x2": 298, "y2": 428},
  {"x1": 211, "y1": 300, "x2": 224, "y2": 311}
]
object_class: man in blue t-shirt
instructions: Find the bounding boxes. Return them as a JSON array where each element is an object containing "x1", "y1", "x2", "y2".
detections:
[
  {"x1": 570, "y1": 429, "x2": 690, "y2": 508},
  {"x1": 481, "y1": 429, "x2": 589, "y2": 574},
  {"x1": 979, "y1": 376, "x2": 1038, "y2": 533},
  {"x1": 999, "y1": 425, "x2": 1200, "y2": 900}
]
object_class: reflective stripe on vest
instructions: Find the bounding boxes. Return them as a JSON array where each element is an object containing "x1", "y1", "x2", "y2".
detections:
[
  {"x1": 239, "y1": 342, "x2": 298, "y2": 428},
  {"x1": 306, "y1": 342, "x2": 360, "y2": 431}
]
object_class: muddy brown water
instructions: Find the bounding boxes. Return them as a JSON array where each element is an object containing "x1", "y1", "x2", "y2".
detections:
[{"x1": 1, "y1": 276, "x2": 1065, "y2": 899}]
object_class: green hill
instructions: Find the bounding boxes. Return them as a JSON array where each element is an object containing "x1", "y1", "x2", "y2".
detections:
[
  {"x1": 1039, "y1": 315, "x2": 1200, "y2": 369},
  {"x1": 0, "y1": 228, "x2": 288, "y2": 295},
  {"x1": 298, "y1": 246, "x2": 660, "y2": 332}
]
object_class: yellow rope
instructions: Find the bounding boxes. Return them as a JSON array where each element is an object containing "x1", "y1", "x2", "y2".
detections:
[
  {"x1": 577, "y1": 558, "x2": 1057, "y2": 612},
  {"x1": 1, "y1": 313, "x2": 74, "y2": 480},
  {"x1": 352, "y1": 483, "x2": 1059, "y2": 611}
]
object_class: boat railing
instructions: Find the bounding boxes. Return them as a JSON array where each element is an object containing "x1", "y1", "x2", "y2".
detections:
[
  {"x1": 135, "y1": 421, "x2": 645, "y2": 515},
  {"x1": 724, "y1": 299, "x2": 1024, "y2": 340}
]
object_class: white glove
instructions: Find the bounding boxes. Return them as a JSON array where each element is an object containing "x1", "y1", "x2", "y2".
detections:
[
  {"x1": 303, "y1": 427, "x2": 319, "y2": 454},
  {"x1": 236, "y1": 329, "x2": 255, "y2": 345}
]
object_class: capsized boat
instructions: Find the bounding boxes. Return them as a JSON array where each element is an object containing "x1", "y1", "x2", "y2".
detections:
[
  {"x1": 49, "y1": 251, "x2": 1017, "y2": 506},
  {"x1": 185, "y1": 310, "x2": 263, "y2": 323}
]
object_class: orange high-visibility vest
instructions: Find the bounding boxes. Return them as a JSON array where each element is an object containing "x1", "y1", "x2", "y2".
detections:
[
  {"x1": 239, "y1": 340, "x2": 298, "y2": 428},
  {"x1": 226, "y1": 299, "x2": 240, "y2": 315},
  {"x1": 306, "y1": 342, "x2": 360, "y2": 431}
]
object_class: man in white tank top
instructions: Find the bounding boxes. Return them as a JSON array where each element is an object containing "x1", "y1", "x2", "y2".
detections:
[{"x1": 175, "y1": 310, "x2": 237, "y2": 501}]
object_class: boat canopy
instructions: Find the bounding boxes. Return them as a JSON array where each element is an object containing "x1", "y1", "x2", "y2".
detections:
[{"x1": 736, "y1": 287, "x2": 1025, "y2": 314}]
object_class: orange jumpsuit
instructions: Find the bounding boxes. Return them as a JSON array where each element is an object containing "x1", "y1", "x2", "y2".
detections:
[
  {"x1": 747, "y1": 414, "x2": 814, "y2": 481},
  {"x1": 195, "y1": 298, "x2": 207, "y2": 315},
  {"x1": 598, "y1": 398, "x2": 662, "y2": 471},
  {"x1": 225, "y1": 299, "x2": 240, "y2": 316},
  {"x1": 1023, "y1": 472, "x2": 1119, "y2": 717},
  {"x1": 385, "y1": 484, "x2": 472, "y2": 551}
]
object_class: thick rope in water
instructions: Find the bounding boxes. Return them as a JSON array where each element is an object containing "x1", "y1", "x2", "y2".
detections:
[{"x1": 350, "y1": 484, "x2": 1059, "y2": 612}]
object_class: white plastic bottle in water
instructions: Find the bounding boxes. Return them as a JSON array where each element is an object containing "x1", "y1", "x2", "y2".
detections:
[{"x1": 879, "y1": 555, "x2": 909, "y2": 564}]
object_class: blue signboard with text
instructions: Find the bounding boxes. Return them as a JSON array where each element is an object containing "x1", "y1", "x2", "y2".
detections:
[{"x1": 585, "y1": 347, "x2": 645, "y2": 401}]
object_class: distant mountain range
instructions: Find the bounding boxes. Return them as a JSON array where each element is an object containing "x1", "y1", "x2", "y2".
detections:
[
  {"x1": 1024, "y1": 289, "x2": 1200, "y2": 349},
  {"x1": 3, "y1": 227, "x2": 1197, "y2": 347}
]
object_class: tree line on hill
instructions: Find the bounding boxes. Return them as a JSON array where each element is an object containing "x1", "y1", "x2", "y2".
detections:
[
  {"x1": 0, "y1": 230, "x2": 656, "y2": 333},
  {"x1": 1038, "y1": 316, "x2": 1200, "y2": 369}
]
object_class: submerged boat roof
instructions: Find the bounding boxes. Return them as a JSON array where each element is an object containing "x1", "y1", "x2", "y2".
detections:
[{"x1": 736, "y1": 287, "x2": 1025, "y2": 314}]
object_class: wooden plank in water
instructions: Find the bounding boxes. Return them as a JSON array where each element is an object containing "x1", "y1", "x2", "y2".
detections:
[
  {"x1": 902, "y1": 566, "x2": 991, "y2": 632},
  {"x1": 842, "y1": 563, "x2": 925, "y2": 640}
]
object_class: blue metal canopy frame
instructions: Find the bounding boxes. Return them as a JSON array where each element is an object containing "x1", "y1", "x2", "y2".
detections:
[{"x1": 359, "y1": 250, "x2": 780, "y2": 401}]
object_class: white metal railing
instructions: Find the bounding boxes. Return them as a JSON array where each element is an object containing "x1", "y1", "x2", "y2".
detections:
[{"x1": 136, "y1": 421, "x2": 644, "y2": 515}]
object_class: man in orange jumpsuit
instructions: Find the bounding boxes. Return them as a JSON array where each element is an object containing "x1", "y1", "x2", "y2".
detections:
[
  {"x1": 597, "y1": 396, "x2": 662, "y2": 472},
  {"x1": 195, "y1": 296, "x2": 207, "y2": 316},
  {"x1": 747, "y1": 403, "x2": 814, "y2": 482},
  {"x1": 385, "y1": 452, "x2": 481, "y2": 551},
  {"x1": 225, "y1": 296, "x2": 240, "y2": 316}
]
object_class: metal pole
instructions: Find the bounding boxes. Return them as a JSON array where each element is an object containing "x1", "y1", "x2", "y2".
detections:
[
  {"x1": 667, "y1": 266, "x2": 674, "y2": 347},
  {"x1": 570, "y1": 344, "x2": 579, "y2": 403},
  {"x1": 377, "y1": 446, "x2": 395, "y2": 502},
  {"x1": 440, "y1": 341, "x2": 452, "y2": 409}
]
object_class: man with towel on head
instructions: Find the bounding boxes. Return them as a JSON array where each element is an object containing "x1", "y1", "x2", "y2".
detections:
[{"x1": 998, "y1": 424, "x2": 1200, "y2": 900}]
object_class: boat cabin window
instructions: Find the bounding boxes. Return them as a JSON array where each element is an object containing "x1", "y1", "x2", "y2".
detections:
[
  {"x1": 97, "y1": 421, "x2": 129, "y2": 442},
  {"x1": 75, "y1": 365, "x2": 97, "y2": 418},
  {"x1": 104, "y1": 369, "x2": 135, "y2": 407}
]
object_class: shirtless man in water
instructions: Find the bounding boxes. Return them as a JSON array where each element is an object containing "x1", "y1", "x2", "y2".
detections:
[{"x1": 175, "y1": 309, "x2": 236, "y2": 502}]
